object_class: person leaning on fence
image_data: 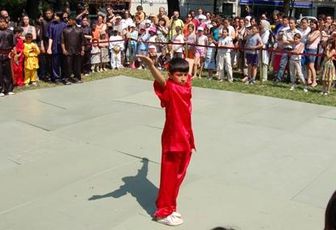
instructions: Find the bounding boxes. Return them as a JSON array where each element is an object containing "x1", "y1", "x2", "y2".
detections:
[
  {"x1": 216, "y1": 28, "x2": 234, "y2": 82},
  {"x1": 171, "y1": 26, "x2": 184, "y2": 59},
  {"x1": 99, "y1": 31, "x2": 109, "y2": 72},
  {"x1": 194, "y1": 26, "x2": 208, "y2": 78},
  {"x1": 244, "y1": 25, "x2": 263, "y2": 84},
  {"x1": 204, "y1": 36, "x2": 216, "y2": 79},
  {"x1": 320, "y1": 40, "x2": 336, "y2": 96},
  {"x1": 288, "y1": 33, "x2": 308, "y2": 92},
  {"x1": 126, "y1": 23, "x2": 138, "y2": 69}
]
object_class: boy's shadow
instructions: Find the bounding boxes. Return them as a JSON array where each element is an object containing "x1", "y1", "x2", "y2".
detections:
[{"x1": 88, "y1": 158, "x2": 158, "y2": 216}]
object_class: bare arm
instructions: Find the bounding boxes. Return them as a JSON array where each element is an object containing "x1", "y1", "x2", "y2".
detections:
[{"x1": 137, "y1": 55, "x2": 166, "y2": 87}]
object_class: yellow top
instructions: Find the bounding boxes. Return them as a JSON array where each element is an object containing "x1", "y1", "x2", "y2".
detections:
[{"x1": 24, "y1": 43, "x2": 40, "y2": 70}]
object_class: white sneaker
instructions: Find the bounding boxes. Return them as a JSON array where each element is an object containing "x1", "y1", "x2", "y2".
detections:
[
  {"x1": 290, "y1": 85, "x2": 295, "y2": 91},
  {"x1": 0, "y1": 93, "x2": 4, "y2": 97},
  {"x1": 172, "y1": 212, "x2": 182, "y2": 218},
  {"x1": 156, "y1": 213, "x2": 184, "y2": 226},
  {"x1": 8, "y1": 92, "x2": 15, "y2": 95},
  {"x1": 303, "y1": 88, "x2": 308, "y2": 93}
]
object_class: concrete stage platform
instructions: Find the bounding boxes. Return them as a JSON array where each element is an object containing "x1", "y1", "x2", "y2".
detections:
[{"x1": 0, "y1": 76, "x2": 335, "y2": 230}]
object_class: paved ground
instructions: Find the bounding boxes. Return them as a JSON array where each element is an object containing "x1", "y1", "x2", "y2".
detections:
[{"x1": 0, "y1": 76, "x2": 335, "y2": 230}]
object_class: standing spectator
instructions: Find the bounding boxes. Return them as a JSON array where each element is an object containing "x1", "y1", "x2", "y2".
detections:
[
  {"x1": 275, "y1": 17, "x2": 301, "y2": 82},
  {"x1": 0, "y1": 10, "x2": 14, "y2": 30},
  {"x1": 204, "y1": 36, "x2": 216, "y2": 79},
  {"x1": 81, "y1": 16, "x2": 92, "y2": 76},
  {"x1": 259, "y1": 20, "x2": 271, "y2": 82},
  {"x1": 61, "y1": 14, "x2": 85, "y2": 83},
  {"x1": 23, "y1": 33, "x2": 40, "y2": 86},
  {"x1": 194, "y1": 26, "x2": 208, "y2": 78},
  {"x1": 123, "y1": 10, "x2": 134, "y2": 28},
  {"x1": 21, "y1": 15, "x2": 37, "y2": 41},
  {"x1": 99, "y1": 32, "x2": 109, "y2": 71},
  {"x1": 321, "y1": 40, "x2": 335, "y2": 96},
  {"x1": 185, "y1": 24, "x2": 196, "y2": 59},
  {"x1": 183, "y1": 13, "x2": 195, "y2": 37},
  {"x1": 306, "y1": 20, "x2": 321, "y2": 86},
  {"x1": 156, "y1": 18, "x2": 169, "y2": 51},
  {"x1": 168, "y1": 11, "x2": 184, "y2": 41},
  {"x1": 106, "y1": 6, "x2": 115, "y2": 23},
  {"x1": 172, "y1": 26, "x2": 184, "y2": 59},
  {"x1": 135, "y1": 5, "x2": 146, "y2": 23},
  {"x1": 126, "y1": 23, "x2": 138, "y2": 68},
  {"x1": 109, "y1": 29, "x2": 124, "y2": 69},
  {"x1": 47, "y1": 11, "x2": 67, "y2": 84},
  {"x1": 39, "y1": 8, "x2": 54, "y2": 82},
  {"x1": 92, "y1": 15, "x2": 106, "y2": 40},
  {"x1": 12, "y1": 27, "x2": 24, "y2": 87},
  {"x1": 195, "y1": 8, "x2": 205, "y2": 21},
  {"x1": 217, "y1": 28, "x2": 234, "y2": 82},
  {"x1": 0, "y1": 16, "x2": 15, "y2": 97},
  {"x1": 157, "y1": 7, "x2": 170, "y2": 28},
  {"x1": 90, "y1": 39, "x2": 101, "y2": 72},
  {"x1": 244, "y1": 25, "x2": 263, "y2": 84},
  {"x1": 289, "y1": 33, "x2": 307, "y2": 92}
]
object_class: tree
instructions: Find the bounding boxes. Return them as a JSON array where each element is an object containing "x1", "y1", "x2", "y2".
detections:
[{"x1": 283, "y1": 0, "x2": 291, "y2": 16}]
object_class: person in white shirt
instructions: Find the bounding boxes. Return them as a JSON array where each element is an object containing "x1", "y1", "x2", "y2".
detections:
[
  {"x1": 275, "y1": 17, "x2": 301, "y2": 82},
  {"x1": 289, "y1": 33, "x2": 307, "y2": 92},
  {"x1": 109, "y1": 30, "x2": 124, "y2": 69},
  {"x1": 172, "y1": 26, "x2": 184, "y2": 58},
  {"x1": 216, "y1": 28, "x2": 234, "y2": 82},
  {"x1": 259, "y1": 20, "x2": 271, "y2": 82}
]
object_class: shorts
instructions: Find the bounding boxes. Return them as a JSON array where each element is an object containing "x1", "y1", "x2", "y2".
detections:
[
  {"x1": 246, "y1": 53, "x2": 258, "y2": 66},
  {"x1": 305, "y1": 48, "x2": 317, "y2": 64}
]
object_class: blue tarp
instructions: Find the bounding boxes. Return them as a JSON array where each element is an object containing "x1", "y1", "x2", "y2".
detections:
[{"x1": 240, "y1": 0, "x2": 313, "y2": 8}]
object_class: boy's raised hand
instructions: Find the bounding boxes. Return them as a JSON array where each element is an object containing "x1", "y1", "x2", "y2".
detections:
[{"x1": 136, "y1": 55, "x2": 154, "y2": 67}]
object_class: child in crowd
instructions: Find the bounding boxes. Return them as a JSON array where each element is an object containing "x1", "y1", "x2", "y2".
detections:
[
  {"x1": 137, "y1": 27, "x2": 150, "y2": 69},
  {"x1": 23, "y1": 33, "x2": 40, "y2": 86},
  {"x1": 217, "y1": 28, "x2": 234, "y2": 82},
  {"x1": 99, "y1": 32, "x2": 109, "y2": 71},
  {"x1": 109, "y1": 29, "x2": 124, "y2": 69},
  {"x1": 289, "y1": 33, "x2": 308, "y2": 92},
  {"x1": 244, "y1": 25, "x2": 263, "y2": 84},
  {"x1": 126, "y1": 23, "x2": 138, "y2": 69},
  {"x1": 148, "y1": 26, "x2": 158, "y2": 66},
  {"x1": 194, "y1": 26, "x2": 208, "y2": 78},
  {"x1": 90, "y1": 39, "x2": 101, "y2": 72},
  {"x1": 137, "y1": 54, "x2": 195, "y2": 226},
  {"x1": 157, "y1": 44, "x2": 173, "y2": 70},
  {"x1": 172, "y1": 26, "x2": 184, "y2": 59},
  {"x1": 204, "y1": 36, "x2": 216, "y2": 79},
  {"x1": 321, "y1": 40, "x2": 336, "y2": 96},
  {"x1": 12, "y1": 27, "x2": 24, "y2": 87}
]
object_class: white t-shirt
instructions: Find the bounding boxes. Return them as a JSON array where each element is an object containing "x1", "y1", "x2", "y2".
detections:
[
  {"x1": 172, "y1": 34, "x2": 184, "y2": 53},
  {"x1": 218, "y1": 36, "x2": 233, "y2": 54}
]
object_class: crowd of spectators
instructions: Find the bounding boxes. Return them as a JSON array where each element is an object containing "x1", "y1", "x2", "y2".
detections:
[{"x1": 0, "y1": 5, "x2": 336, "y2": 97}]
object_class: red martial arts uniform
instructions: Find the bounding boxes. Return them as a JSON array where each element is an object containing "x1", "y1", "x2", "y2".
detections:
[
  {"x1": 153, "y1": 74, "x2": 195, "y2": 218},
  {"x1": 12, "y1": 36, "x2": 24, "y2": 86}
]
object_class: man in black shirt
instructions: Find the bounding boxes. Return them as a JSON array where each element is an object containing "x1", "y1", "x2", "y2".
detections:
[
  {"x1": 61, "y1": 14, "x2": 85, "y2": 83},
  {"x1": 81, "y1": 16, "x2": 92, "y2": 76},
  {"x1": 0, "y1": 16, "x2": 15, "y2": 96},
  {"x1": 39, "y1": 8, "x2": 54, "y2": 81}
]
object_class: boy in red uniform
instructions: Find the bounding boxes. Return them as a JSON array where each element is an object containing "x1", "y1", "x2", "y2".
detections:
[{"x1": 137, "y1": 55, "x2": 195, "y2": 226}]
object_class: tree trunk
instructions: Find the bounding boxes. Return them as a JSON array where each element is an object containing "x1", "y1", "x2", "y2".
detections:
[
  {"x1": 167, "y1": 0, "x2": 179, "y2": 16},
  {"x1": 26, "y1": 0, "x2": 40, "y2": 19},
  {"x1": 283, "y1": 0, "x2": 291, "y2": 16}
]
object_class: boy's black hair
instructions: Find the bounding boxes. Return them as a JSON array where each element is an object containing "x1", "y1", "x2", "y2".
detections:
[
  {"x1": 14, "y1": 26, "x2": 23, "y2": 34},
  {"x1": 25, "y1": 32, "x2": 33, "y2": 39},
  {"x1": 325, "y1": 190, "x2": 336, "y2": 230},
  {"x1": 55, "y1": 11, "x2": 63, "y2": 19},
  {"x1": 168, "y1": 58, "x2": 189, "y2": 74}
]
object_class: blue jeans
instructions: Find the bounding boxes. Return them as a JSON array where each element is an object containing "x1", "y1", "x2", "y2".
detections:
[{"x1": 276, "y1": 53, "x2": 288, "y2": 81}]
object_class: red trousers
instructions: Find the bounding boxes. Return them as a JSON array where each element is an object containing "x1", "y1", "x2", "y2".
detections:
[{"x1": 154, "y1": 151, "x2": 192, "y2": 218}]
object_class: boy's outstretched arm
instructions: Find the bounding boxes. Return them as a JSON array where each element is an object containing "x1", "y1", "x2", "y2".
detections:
[
  {"x1": 137, "y1": 55, "x2": 166, "y2": 87},
  {"x1": 185, "y1": 58, "x2": 194, "y2": 75}
]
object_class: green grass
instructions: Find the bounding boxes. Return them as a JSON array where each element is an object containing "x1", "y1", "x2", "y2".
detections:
[{"x1": 14, "y1": 68, "x2": 336, "y2": 107}]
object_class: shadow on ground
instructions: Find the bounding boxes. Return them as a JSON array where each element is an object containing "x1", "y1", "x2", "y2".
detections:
[{"x1": 88, "y1": 158, "x2": 158, "y2": 216}]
